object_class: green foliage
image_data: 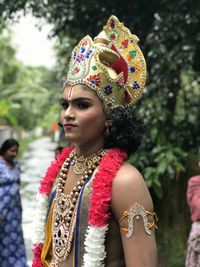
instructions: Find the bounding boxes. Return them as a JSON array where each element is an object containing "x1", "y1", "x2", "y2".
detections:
[
  {"x1": 129, "y1": 143, "x2": 187, "y2": 198},
  {"x1": 157, "y1": 228, "x2": 187, "y2": 267},
  {"x1": 0, "y1": 24, "x2": 60, "y2": 131},
  {"x1": 17, "y1": 134, "x2": 38, "y2": 158},
  {"x1": 0, "y1": 99, "x2": 17, "y2": 126},
  {"x1": 53, "y1": 36, "x2": 77, "y2": 82},
  {"x1": 38, "y1": 103, "x2": 60, "y2": 132},
  {"x1": 0, "y1": 25, "x2": 21, "y2": 125}
]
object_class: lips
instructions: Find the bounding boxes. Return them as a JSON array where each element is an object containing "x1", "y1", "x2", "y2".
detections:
[{"x1": 64, "y1": 124, "x2": 77, "y2": 129}]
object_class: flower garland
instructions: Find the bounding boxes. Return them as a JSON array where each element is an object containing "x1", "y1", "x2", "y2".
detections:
[
  {"x1": 83, "y1": 148, "x2": 126, "y2": 266},
  {"x1": 32, "y1": 146, "x2": 127, "y2": 267},
  {"x1": 39, "y1": 146, "x2": 74, "y2": 195}
]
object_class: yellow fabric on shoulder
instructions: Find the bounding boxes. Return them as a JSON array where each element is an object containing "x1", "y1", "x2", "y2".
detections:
[{"x1": 41, "y1": 199, "x2": 55, "y2": 267}]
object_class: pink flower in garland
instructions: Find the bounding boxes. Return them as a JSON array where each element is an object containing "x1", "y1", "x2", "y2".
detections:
[{"x1": 32, "y1": 243, "x2": 44, "y2": 267}]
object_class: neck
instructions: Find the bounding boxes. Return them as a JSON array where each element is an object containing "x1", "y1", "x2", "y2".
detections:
[
  {"x1": 4, "y1": 158, "x2": 14, "y2": 167},
  {"x1": 74, "y1": 139, "x2": 105, "y2": 157}
]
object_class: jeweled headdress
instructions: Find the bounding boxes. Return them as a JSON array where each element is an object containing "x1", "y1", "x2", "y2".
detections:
[{"x1": 65, "y1": 15, "x2": 146, "y2": 113}]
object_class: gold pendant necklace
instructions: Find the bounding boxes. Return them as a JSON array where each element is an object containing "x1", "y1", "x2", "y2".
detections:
[
  {"x1": 51, "y1": 194, "x2": 78, "y2": 265},
  {"x1": 71, "y1": 155, "x2": 87, "y2": 174},
  {"x1": 71, "y1": 148, "x2": 105, "y2": 175},
  {"x1": 50, "y1": 148, "x2": 108, "y2": 266}
]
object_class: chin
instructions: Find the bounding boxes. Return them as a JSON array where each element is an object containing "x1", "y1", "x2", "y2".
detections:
[
  {"x1": 65, "y1": 133, "x2": 78, "y2": 143},
  {"x1": 65, "y1": 136, "x2": 85, "y2": 146}
]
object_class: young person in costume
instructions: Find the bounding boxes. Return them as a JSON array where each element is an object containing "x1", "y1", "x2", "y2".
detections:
[{"x1": 32, "y1": 15, "x2": 158, "y2": 267}]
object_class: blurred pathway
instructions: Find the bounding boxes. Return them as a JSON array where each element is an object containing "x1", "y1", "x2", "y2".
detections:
[{"x1": 20, "y1": 137, "x2": 57, "y2": 266}]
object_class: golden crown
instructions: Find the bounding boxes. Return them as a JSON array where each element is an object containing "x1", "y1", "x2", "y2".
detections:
[{"x1": 65, "y1": 15, "x2": 146, "y2": 113}]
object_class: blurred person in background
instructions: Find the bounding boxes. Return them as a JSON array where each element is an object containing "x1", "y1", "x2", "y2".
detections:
[
  {"x1": 185, "y1": 160, "x2": 200, "y2": 267},
  {"x1": 0, "y1": 138, "x2": 27, "y2": 267}
]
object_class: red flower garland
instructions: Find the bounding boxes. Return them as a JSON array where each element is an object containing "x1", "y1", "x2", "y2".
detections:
[
  {"x1": 32, "y1": 243, "x2": 44, "y2": 267},
  {"x1": 89, "y1": 148, "x2": 127, "y2": 226},
  {"x1": 39, "y1": 146, "x2": 74, "y2": 195}
]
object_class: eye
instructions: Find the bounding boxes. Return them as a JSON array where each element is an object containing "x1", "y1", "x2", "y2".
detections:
[
  {"x1": 76, "y1": 101, "x2": 90, "y2": 109},
  {"x1": 60, "y1": 99, "x2": 68, "y2": 110}
]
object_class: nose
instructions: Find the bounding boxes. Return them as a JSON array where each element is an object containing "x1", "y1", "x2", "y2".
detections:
[
  {"x1": 64, "y1": 105, "x2": 75, "y2": 120},
  {"x1": 13, "y1": 152, "x2": 17, "y2": 157}
]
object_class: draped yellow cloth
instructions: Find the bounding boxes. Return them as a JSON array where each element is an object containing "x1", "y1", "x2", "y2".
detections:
[{"x1": 41, "y1": 200, "x2": 55, "y2": 267}]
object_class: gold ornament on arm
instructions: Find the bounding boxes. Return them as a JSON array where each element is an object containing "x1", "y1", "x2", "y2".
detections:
[{"x1": 119, "y1": 202, "x2": 158, "y2": 238}]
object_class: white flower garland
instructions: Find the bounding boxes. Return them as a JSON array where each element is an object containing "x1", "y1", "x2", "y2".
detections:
[
  {"x1": 32, "y1": 193, "x2": 49, "y2": 244},
  {"x1": 83, "y1": 225, "x2": 108, "y2": 267}
]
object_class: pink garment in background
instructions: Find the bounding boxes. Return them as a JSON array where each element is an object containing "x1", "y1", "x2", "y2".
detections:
[
  {"x1": 185, "y1": 222, "x2": 200, "y2": 267},
  {"x1": 185, "y1": 175, "x2": 200, "y2": 267},
  {"x1": 187, "y1": 175, "x2": 200, "y2": 222}
]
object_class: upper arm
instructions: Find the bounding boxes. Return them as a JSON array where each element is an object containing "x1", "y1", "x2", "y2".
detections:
[{"x1": 111, "y1": 163, "x2": 157, "y2": 267}]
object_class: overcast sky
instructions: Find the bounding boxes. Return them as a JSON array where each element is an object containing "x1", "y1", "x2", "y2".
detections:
[{"x1": 12, "y1": 14, "x2": 56, "y2": 68}]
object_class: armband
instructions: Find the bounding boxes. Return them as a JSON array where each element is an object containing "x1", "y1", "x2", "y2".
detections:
[{"x1": 119, "y1": 202, "x2": 158, "y2": 238}]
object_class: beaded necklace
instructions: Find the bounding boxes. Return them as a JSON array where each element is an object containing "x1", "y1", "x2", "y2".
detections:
[{"x1": 50, "y1": 148, "x2": 108, "y2": 266}]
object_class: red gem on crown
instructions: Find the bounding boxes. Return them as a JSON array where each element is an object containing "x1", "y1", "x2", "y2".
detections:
[
  {"x1": 110, "y1": 19, "x2": 115, "y2": 29},
  {"x1": 74, "y1": 68, "x2": 80, "y2": 74},
  {"x1": 110, "y1": 34, "x2": 116, "y2": 40},
  {"x1": 122, "y1": 39, "x2": 129, "y2": 48}
]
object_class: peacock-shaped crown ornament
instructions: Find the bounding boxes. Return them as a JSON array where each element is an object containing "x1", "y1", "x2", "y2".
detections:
[{"x1": 65, "y1": 15, "x2": 146, "y2": 113}]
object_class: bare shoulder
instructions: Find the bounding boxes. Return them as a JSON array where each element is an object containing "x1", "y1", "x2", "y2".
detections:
[
  {"x1": 113, "y1": 162, "x2": 149, "y2": 198},
  {"x1": 112, "y1": 162, "x2": 154, "y2": 219},
  {"x1": 114, "y1": 162, "x2": 144, "y2": 187}
]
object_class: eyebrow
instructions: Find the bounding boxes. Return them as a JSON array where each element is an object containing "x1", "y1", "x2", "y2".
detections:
[{"x1": 60, "y1": 97, "x2": 93, "y2": 103}]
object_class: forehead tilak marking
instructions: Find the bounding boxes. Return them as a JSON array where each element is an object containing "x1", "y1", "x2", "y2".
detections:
[{"x1": 68, "y1": 85, "x2": 74, "y2": 100}]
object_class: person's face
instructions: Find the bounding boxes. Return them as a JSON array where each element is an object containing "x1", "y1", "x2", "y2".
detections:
[
  {"x1": 3, "y1": 145, "x2": 18, "y2": 162},
  {"x1": 60, "y1": 84, "x2": 106, "y2": 146}
]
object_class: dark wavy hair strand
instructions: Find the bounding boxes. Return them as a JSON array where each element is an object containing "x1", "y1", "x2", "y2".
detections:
[{"x1": 104, "y1": 106, "x2": 144, "y2": 156}]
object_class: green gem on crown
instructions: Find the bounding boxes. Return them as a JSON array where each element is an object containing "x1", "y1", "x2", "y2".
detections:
[{"x1": 129, "y1": 50, "x2": 136, "y2": 58}]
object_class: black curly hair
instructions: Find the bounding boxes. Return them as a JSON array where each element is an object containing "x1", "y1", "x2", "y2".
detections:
[{"x1": 104, "y1": 106, "x2": 145, "y2": 156}]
